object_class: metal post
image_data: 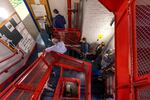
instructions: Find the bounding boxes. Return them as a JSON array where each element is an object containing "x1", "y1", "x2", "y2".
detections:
[{"x1": 67, "y1": 0, "x2": 72, "y2": 28}]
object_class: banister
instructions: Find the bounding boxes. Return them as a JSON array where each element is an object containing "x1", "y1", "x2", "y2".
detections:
[{"x1": 0, "y1": 50, "x2": 24, "y2": 75}]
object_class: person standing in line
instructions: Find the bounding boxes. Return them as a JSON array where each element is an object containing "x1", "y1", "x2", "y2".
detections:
[
  {"x1": 53, "y1": 9, "x2": 66, "y2": 41},
  {"x1": 45, "y1": 38, "x2": 67, "y2": 54},
  {"x1": 80, "y1": 37, "x2": 90, "y2": 59},
  {"x1": 95, "y1": 42, "x2": 105, "y2": 69},
  {"x1": 43, "y1": 16, "x2": 52, "y2": 40}
]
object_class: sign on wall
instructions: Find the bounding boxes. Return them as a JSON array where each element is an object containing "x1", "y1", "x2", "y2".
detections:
[
  {"x1": 0, "y1": 13, "x2": 35, "y2": 53},
  {"x1": 31, "y1": 4, "x2": 47, "y2": 17}
]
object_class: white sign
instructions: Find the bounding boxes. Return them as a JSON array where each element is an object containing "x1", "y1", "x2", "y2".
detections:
[
  {"x1": 5, "y1": 22, "x2": 15, "y2": 32},
  {"x1": 20, "y1": 29, "x2": 28, "y2": 38},
  {"x1": 31, "y1": 4, "x2": 47, "y2": 17},
  {"x1": 16, "y1": 22, "x2": 25, "y2": 33},
  {"x1": 38, "y1": 19, "x2": 45, "y2": 29},
  {"x1": 12, "y1": 14, "x2": 20, "y2": 24},
  {"x1": 18, "y1": 28, "x2": 34, "y2": 53}
]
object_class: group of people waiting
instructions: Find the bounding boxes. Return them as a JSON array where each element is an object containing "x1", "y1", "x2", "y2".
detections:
[
  {"x1": 79, "y1": 37, "x2": 114, "y2": 70},
  {"x1": 44, "y1": 8, "x2": 114, "y2": 71}
]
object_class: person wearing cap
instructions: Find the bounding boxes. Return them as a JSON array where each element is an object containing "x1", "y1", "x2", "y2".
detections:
[{"x1": 45, "y1": 38, "x2": 67, "y2": 54}]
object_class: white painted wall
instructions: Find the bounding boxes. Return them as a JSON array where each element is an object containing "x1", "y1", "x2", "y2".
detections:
[
  {"x1": 0, "y1": 0, "x2": 15, "y2": 23},
  {"x1": 82, "y1": 0, "x2": 114, "y2": 44},
  {"x1": 0, "y1": 0, "x2": 36, "y2": 85}
]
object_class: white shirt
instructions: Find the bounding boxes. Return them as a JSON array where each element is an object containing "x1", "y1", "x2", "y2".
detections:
[{"x1": 45, "y1": 41, "x2": 67, "y2": 54}]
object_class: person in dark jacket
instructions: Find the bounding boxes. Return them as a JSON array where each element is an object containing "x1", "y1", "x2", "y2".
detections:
[
  {"x1": 53, "y1": 9, "x2": 66, "y2": 41},
  {"x1": 43, "y1": 16, "x2": 52, "y2": 40},
  {"x1": 53, "y1": 9, "x2": 66, "y2": 29},
  {"x1": 95, "y1": 42, "x2": 105, "y2": 69},
  {"x1": 80, "y1": 37, "x2": 90, "y2": 59}
]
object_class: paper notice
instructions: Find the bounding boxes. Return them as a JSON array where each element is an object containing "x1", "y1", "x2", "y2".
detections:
[
  {"x1": 12, "y1": 14, "x2": 20, "y2": 24},
  {"x1": 20, "y1": 29, "x2": 27, "y2": 38},
  {"x1": 31, "y1": 4, "x2": 47, "y2": 17},
  {"x1": 16, "y1": 22, "x2": 25, "y2": 33},
  {"x1": 38, "y1": 19, "x2": 45, "y2": 29}
]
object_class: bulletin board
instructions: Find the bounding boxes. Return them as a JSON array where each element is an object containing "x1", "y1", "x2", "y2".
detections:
[
  {"x1": 0, "y1": 12, "x2": 35, "y2": 53},
  {"x1": 25, "y1": 0, "x2": 52, "y2": 31}
]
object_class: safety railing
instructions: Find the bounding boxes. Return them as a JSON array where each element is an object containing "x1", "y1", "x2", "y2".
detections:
[
  {"x1": 0, "y1": 52, "x2": 17, "y2": 63},
  {"x1": 0, "y1": 38, "x2": 21, "y2": 64},
  {"x1": 0, "y1": 49, "x2": 24, "y2": 75},
  {"x1": 52, "y1": 28, "x2": 81, "y2": 45},
  {"x1": 0, "y1": 51, "x2": 91, "y2": 100},
  {"x1": 132, "y1": 0, "x2": 150, "y2": 100},
  {"x1": 0, "y1": 57, "x2": 41, "y2": 97}
]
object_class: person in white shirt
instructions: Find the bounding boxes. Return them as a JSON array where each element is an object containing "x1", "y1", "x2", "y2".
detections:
[
  {"x1": 42, "y1": 38, "x2": 67, "y2": 94},
  {"x1": 45, "y1": 38, "x2": 67, "y2": 54}
]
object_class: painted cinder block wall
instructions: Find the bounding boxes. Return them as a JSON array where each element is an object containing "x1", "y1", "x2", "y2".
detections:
[{"x1": 82, "y1": 0, "x2": 114, "y2": 49}]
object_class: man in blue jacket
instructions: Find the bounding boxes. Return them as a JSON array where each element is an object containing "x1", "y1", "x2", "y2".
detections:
[
  {"x1": 53, "y1": 9, "x2": 66, "y2": 29},
  {"x1": 53, "y1": 9, "x2": 66, "y2": 41}
]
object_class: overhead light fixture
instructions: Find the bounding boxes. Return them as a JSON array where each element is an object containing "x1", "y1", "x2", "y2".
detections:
[{"x1": 0, "y1": 8, "x2": 9, "y2": 19}]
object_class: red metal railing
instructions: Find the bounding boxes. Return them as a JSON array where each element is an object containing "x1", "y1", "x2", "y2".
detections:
[
  {"x1": 0, "y1": 51, "x2": 91, "y2": 100},
  {"x1": 0, "y1": 52, "x2": 16, "y2": 63},
  {"x1": 99, "y1": 0, "x2": 150, "y2": 100},
  {"x1": 0, "y1": 38, "x2": 25, "y2": 75},
  {"x1": 132, "y1": 0, "x2": 150, "y2": 100},
  {"x1": 0, "y1": 57, "x2": 41, "y2": 97},
  {"x1": 52, "y1": 28, "x2": 81, "y2": 45},
  {"x1": 0, "y1": 50, "x2": 24, "y2": 75},
  {"x1": 0, "y1": 45, "x2": 36, "y2": 94},
  {"x1": 67, "y1": 0, "x2": 72, "y2": 28},
  {"x1": 0, "y1": 39, "x2": 19, "y2": 63}
]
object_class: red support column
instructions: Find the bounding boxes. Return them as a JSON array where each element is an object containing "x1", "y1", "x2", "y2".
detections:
[
  {"x1": 76, "y1": 3, "x2": 79, "y2": 28},
  {"x1": 115, "y1": 1, "x2": 131, "y2": 99},
  {"x1": 67, "y1": 0, "x2": 72, "y2": 28}
]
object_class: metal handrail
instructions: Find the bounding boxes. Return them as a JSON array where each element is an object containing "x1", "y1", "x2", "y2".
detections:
[
  {"x1": 0, "y1": 50, "x2": 24, "y2": 75},
  {"x1": 52, "y1": 28, "x2": 81, "y2": 45},
  {"x1": 1, "y1": 51, "x2": 91, "y2": 100},
  {"x1": 0, "y1": 52, "x2": 17, "y2": 63}
]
